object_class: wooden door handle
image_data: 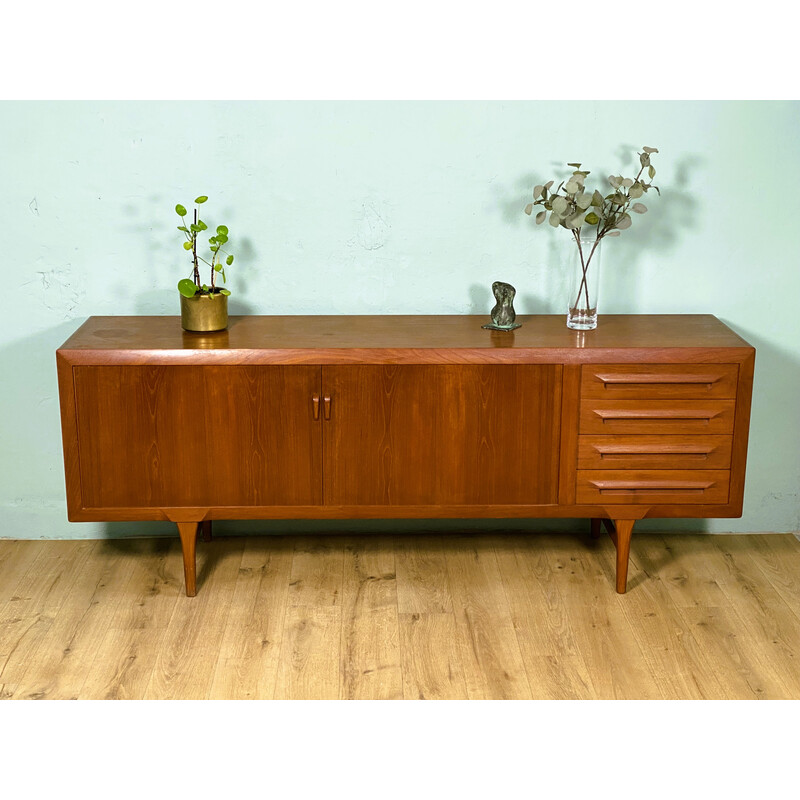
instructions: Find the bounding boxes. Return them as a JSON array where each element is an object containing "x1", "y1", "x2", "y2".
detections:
[
  {"x1": 323, "y1": 395, "x2": 332, "y2": 420},
  {"x1": 312, "y1": 395, "x2": 320, "y2": 420}
]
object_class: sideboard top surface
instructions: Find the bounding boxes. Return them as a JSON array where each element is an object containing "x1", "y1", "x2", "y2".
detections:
[{"x1": 57, "y1": 315, "x2": 754, "y2": 365}]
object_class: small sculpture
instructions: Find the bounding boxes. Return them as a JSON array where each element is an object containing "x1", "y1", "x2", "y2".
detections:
[{"x1": 482, "y1": 281, "x2": 522, "y2": 331}]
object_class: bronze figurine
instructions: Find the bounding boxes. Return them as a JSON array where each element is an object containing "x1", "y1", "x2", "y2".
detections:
[{"x1": 482, "y1": 281, "x2": 521, "y2": 331}]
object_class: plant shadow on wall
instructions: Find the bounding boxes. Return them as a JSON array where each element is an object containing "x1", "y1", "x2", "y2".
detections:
[{"x1": 489, "y1": 146, "x2": 704, "y2": 314}]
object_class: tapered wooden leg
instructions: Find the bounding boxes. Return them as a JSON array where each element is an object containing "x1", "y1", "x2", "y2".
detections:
[
  {"x1": 201, "y1": 520, "x2": 213, "y2": 542},
  {"x1": 612, "y1": 519, "x2": 636, "y2": 594},
  {"x1": 590, "y1": 518, "x2": 602, "y2": 539},
  {"x1": 176, "y1": 521, "x2": 199, "y2": 597}
]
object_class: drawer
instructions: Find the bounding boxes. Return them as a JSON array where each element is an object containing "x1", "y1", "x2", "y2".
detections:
[
  {"x1": 581, "y1": 364, "x2": 738, "y2": 399},
  {"x1": 576, "y1": 470, "x2": 730, "y2": 505},
  {"x1": 577, "y1": 435, "x2": 733, "y2": 470},
  {"x1": 579, "y1": 399, "x2": 736, "y2": 435}
]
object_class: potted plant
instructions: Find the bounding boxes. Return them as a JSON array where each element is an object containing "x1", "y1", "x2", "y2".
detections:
[
  {"x1": 175, "y1": 195, "x2": 234, "y2": 332},
  {"x1": 525, "y1": 146, "x2": 660, "y2": 330}
]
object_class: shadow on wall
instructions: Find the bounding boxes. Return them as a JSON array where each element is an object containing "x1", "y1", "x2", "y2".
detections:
[{"x1": 496, "y1": 152, "x2": 705, "y2": 312}]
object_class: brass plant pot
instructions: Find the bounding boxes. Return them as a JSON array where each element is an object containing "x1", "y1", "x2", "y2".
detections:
[{"x1": 180, "y1": 291, "x2": 229, "y2": 332}]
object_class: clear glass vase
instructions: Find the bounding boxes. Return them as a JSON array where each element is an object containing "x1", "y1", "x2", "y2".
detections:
[{"x1": 566, "y1": 234, "x2": 601, "y2": 330}]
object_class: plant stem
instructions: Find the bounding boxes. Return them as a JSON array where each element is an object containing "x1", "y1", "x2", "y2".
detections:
[
  {"x1": 192, "y1": 209, "x2": 201, "y2": 288},
  {"x1": 571, "y1": 231, "x2": 599, "y2": 314}
]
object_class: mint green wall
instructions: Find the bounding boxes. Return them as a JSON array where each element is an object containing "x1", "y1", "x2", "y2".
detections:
[{"x1": 1, "y1": 101, "x2": 798, "y2": 538}]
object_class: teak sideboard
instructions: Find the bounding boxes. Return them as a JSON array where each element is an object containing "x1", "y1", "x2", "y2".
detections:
[{"x1": 56, "y1": 314, "x2": 755, "y2": 596}]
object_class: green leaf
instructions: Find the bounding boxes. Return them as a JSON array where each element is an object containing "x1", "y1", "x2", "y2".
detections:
[
  {"x1": 605, "y1": 230, "x2": 621, "y2": 237},
  {"x1": 195, "y1": 196, "x2": 208, "y2": 204},
  {"x1": 177, "y1": 225, "x2": 189, "y2": 232},
  {"x1": 183, "y1": 241, "x2": 193, "y2": 250},
  {"x1": 226, "y1": 255, "x2": 234, "y2": 265},
  {"x1": 197, "y1": 219, "x2": 208, "y2": 231},
  {"x1": 621, "y1": 178, "x2": 633, "y2": 188},
  {"x1": 535, "y1": 210, "x2": 546, "y2": 224},
  {"x1": 548, "y1": 212, "x2": 560, "y2": 227},
  {"x1": 524, "y1": 203, "x2": 534, "y2": 215},
  {"x1": 533, "y1": 185, "x2": 544, "y2": 199},
  {"x1": 178, "y1": 278, "x2": 198, "y2": 297},
  {"x1": 175, "y1": 204, "x2": 187, "y2": 216},
  {"x1": 190, "y1": 223, "x2": 200, "y2": 232},
  {"x1": 216, "y1": 225, "x2": 229, "y2": 235},
  {"x1": 575, "y1": 192, "x2": 592, "y2": 210},
  {"x1": 564, "y1": 180, "x2": 580, "y2": 194},
  {"x1": 628, "y1": 183, "x2": 644, "y2": 199},
  {"x1": 214, "y1": 262, "x2": 223, "y2": 272},
  {"x1": 591, "y1": 190, "x2": 604, "y2": 207},
  {"x1": 567, "y1": 162, "x2": 581, "y2": 168},
  {"x1": 219, "y1": 288, "x2": 231, "y2": 296},
  {"x1": 632, "y1": 203, "x2": 648, "y2": 214},
  {"x1": 648, "y1": 165, "x2": 656, "y2": 179},
  {"x1": 552, "y1": 196, "x2": 568, "y2": 216},
  {"x1": 544, "y1": 180, "x2": 554, "y2": 190},
  {"x1": 201, "y1": 284, "x2": 209, "y2": 292},
  {"x1": 215, "y1": 233, "x2": 228, "y2": 244},
  {"x1": 210, "y1": 245, "x2": 219, "y2": 252},
  {"x1": 584, "y1": 212, "x2": 600, "y2": 225},
  {"x1": 643, "y1": 146, "x2": 659, "y2": 154},
  {"x1": 640, "y1": 152, "x2": 650, "y2": 168}
]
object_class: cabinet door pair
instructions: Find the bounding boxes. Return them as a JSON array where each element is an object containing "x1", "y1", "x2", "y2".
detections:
[{"x1": 74, "y1": 364, "x2": 562, "y2": 510}]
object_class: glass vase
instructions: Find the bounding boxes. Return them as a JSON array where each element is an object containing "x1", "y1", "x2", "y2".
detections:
[{"x1": 566, "y1": 234, "x2": 601, "y2": 330}]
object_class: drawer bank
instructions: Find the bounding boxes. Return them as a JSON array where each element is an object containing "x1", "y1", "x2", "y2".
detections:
[{"x1": 56, "y1": 315, "x2": 755, "y2": 596}]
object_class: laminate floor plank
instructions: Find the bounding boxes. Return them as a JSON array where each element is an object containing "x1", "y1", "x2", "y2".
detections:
[
  {"x1": 10, "y1": 541, "x2": 135, "y2": 699},
  {"x1": 615, "y1": 574, "x2": 727, "y2": 700},
  {"x1": 0, "y1": 541, "x2": 96, "y2": 685},
  {"x1": 493, "y1": 535, "x2": 597, "y2": 699},
  {"x1": 207, "y1": 536, "x2": 294, "y2": 700},
  {"x1": 734, "y1": 534, "x2": 800, "y2": 619},
  {"x1": 2, "y1": 534, "x2": 800, "y2": 701},
  {"x1": 677, "y1": 604, "x2": 795, "y2": 699},
  {"x1": 633, "y1": 534, "x2": 730, "y2": 608},
  {"x1": 76, "y1": 538, "x2": 183, "y2": 700},
  {"x1": 702, "y1": 536, "x2": 800, "y2": 696},
  {"x1": 395, "y1": 535, "x2": 453, "y2": 614},
  {"x1": 556, "y1": 537, "x2": 665, "y2": 699},
  {"x1": 142, "y1": 538, "x2": 245, "y2": 700},
  {"x1": 340, "y1": 536, "x2": 402, "y2": 700},
  {"x1": 398, "y1": 612, "x2": 468, "y2": 699},
  {"x1": 274, "y1": 605, "x2": 341, "y2": 700},
  {"x1": 443, "y1": 535, "x2": 532, "y2": 700},
  {"x1": 288, "y1": 536, "x2": 344, "y2": 607}
]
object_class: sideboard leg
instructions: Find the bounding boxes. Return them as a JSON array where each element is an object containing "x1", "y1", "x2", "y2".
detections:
[
  {"x1": 590, "y1": 518, "x2": 602, "y2": 539},
  {"x1": 176, "y1": 521, "x2": 199, "y2": 597},
  {"x1": 201, "y1": 520, "x2": 213, "y2": 542},
  {"x1": 611, "y1": 519, "x2": 636, "y2": 594}
]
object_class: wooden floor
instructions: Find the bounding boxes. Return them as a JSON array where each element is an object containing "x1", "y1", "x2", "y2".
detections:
[{"x1": 1, "y1": 530, "x2": 799, "y2": 700}]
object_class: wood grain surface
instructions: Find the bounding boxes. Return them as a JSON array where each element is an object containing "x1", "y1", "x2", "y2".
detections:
[
  {"x1": 2, "y1": 532, "x2": 800, "y2": 700},
  {"x1": 322, "y1": 365, "x2": 561, "y2": 506}
]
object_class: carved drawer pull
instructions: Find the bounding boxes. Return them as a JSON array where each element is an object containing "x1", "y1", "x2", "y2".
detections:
[
  {"x1": 596, "y1": 372, "x2": 721, "y2": 386},
  {"x1": 590, "y1": 479, "x2": 715, "y2": 493},
  {"x1": 312, "y1": 395, "x2": 320, "y2": 420},
  {"x1": 596, "y1": 444, "x2": 713, "y2": 459},
  {"x1": 596, "y1": 409, "x2": 718, "y2": 422},
  {"x1": 323, "y1": 395, "x2": 332, "y2": 420}
]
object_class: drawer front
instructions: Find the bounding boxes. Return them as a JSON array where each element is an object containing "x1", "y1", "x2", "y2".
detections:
[
  {"x1": 576, "y1": 470, "x2": 730, "y2": 505},
  {"x1": 579, "y1": 399, "x2": 736, "y2": 435},
  {"x1": 581, "y1": 364, "x2": 738, "y2": 399},
  {"x1": 577, "y1": 435, "x2": 733, "y2": 470}
]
